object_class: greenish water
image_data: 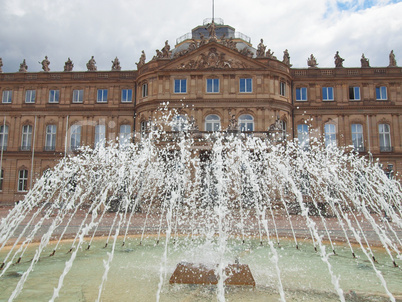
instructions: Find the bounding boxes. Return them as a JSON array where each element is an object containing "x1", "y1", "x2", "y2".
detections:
[{"x1": 0, "y1": 237, "x2": 401, "y2": 301}]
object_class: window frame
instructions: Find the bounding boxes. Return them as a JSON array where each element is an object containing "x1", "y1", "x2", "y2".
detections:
[
  {"x1": 206, "y1": 78, "x2": 219, "y2": 93},
  {"x1": 376, "y1": 86, "x2": 387, "y2": 100},
  {"x1": 171, "y1": 115, "x2": 188, "y2": 132},
  {"x1": 351, "y1": 123, "x2": 364, "y2": 152},
  {"x1": 121, "y1": 89, "x2": 133, "y2": 103},
  {"x1": 322, "y1": 86, "x2": 334, "y2": 101},
  {"x1": 142, "y1": 83, "x2": 148, "y2": 98},
  {"x1": 18, "y1": 169, "x2": 28, "y2": 192},
  {"x1": 119, "y1": 124, "x2": 131, "y2": 147},
  {"x1": 349, "y1": 86, "x2": 361, "y2": 101},
  {"x1": 21, "y1": 125, "x2": 32, "y2": 151},
  {"x1": 94, "y1": 124, "x2": 106, "y2": 148},
  {"x1": 239, "y1": 114, "x2": 254, "y2": 132},
  {"x1": 297, "y1": 124, "x2": 309, "y2": 150},
  {"x1": 324, "y1": 123, "x2": 337, "y2": 148},
  {"x1": 2, "y1": 90, "x2": 12, "y2": 103},
  {"x1": 48, "y1": 89, "x2": 60, "y2": 103},
  {"x1": 72, "y1": 89, "x2": 84, "y2": 103},
  {"x1": 379, "y1": 123, "x2": 392, "y2": 152},
  {"x1": 25, "y1": 90, "x2": 36, "y2": 103},
  {"x1": 205, "y1": 114, "x2": 221, "y2": 131},
  {"x1": 70, "y1": 124, "x2": 82, "y2": 151},
  {"x1": 97, "y1": 89, "x2": 108, "y2": 103},
  {"x1": 45, "y1": 124, "x2": 57, "y2": 151},
  {"x1": 280, "y1": 81, "x2": 286, "y2": 97},
  {"x1": 295, "y1": 87, "x2": 307, "y2": 101},
  {"x1": 0, "y1": 124, "x2": 8, "y2": 151},
  {"x1": 174, "y1": 79, "x2": 187, "y2": 94},
  {"x1": 239, "y1": 78, "x2": 252, "y2": 93}
]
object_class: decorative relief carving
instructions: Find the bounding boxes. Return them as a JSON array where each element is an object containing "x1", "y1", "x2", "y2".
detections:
[{"x1": 307, "y1": 54, "x2": 318, "y2": 68}]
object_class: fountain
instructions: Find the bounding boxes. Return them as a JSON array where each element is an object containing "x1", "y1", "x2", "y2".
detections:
[{"x1": 0, "y1": 110, "x2": 401, "y2": 301}]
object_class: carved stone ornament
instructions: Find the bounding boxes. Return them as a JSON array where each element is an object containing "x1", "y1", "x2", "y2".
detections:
[
  {"x1": 40, "y1": 56, "x2": 50, "y2": 72},
  {"x1": 334, "y1": 51, "x2": 344, "y2": 68},
  {"x1": 0, "y1": 57, "x2": 3, "y2": 73},
  {"x1": 86, "y1": 56, "x2": 97, "y2": 71},
  {"x1": 227, "y1": 115, "x2": 238, "y2": 131},
  {"x1": 256, "y1": 39, "x2": 266, "y2": 58},
  {"x1": 137, "y1": 51, "x2": 146, "y2": 67},
  {"x1": 64, "y1": 57, "x2": 74, "y2": 72},
  {"x1": 360, "y1": 53, "x2": 370, "y2": 68},
  {"x1": 111, "y1": 57, "x2": 121, "y2": 71},
  {"x1": 388, "y1": 50, "x2": 397, "y2": 67},
  {"x1": 307, "y1": 54, "x2": 318, "y2": 68},
  {"x1": 177, "y1": 48, "x2": 247, "y2": 70},
  {"x1": 282, "y1": 49, "x2": 292, "y2": 66},
  {"x1": 19, "y1": 59, "x2": 28, "y2": 72}
]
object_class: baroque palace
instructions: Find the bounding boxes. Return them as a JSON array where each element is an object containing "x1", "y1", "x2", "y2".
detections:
[{"x1": 0, "y1": 19, "x2": 401, "y2": 204}]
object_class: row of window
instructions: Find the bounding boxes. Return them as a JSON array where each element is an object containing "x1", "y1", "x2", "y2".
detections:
[
  {"x1": 295, "y1": 86, "x2": 388, "y2": 101},
  {"x1": 297, "y1": 123, "x2": 392, "y2": 152},
  {"x1": 0, "y1": 124, "x2": 132, "y2": 152},
  {"x1": 1, "y1": 89, "x2": 133, "y2": 104}
]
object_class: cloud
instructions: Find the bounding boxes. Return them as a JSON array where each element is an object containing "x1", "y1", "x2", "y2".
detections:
[{"x1": 0, "y1": 0, "x2": 400, "y2": 72}]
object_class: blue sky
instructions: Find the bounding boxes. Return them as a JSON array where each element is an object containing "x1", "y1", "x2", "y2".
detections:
[{"x1": 0, "y1": 0, "x2": 401, "y2": 72}]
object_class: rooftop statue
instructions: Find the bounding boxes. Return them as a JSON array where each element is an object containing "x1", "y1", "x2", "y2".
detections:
[
  {"x1": 153, "y1": 49, "x2": 163, "y2": 60},
  {"x1": 19, "y1": 59, "x2": 28, "y2": 72},
  {"x1": 334, "y1": 51, "x2": 344, "y2": 68},
  {"x1": 0, "y1": 57, "x2": 3, "y2": 73},
  {"x1": 64, "y1": 57, "x2": 74, "y2": 72},
  {"x1": 227, "y1": 115, "x2": 238, "y2": 131},
  {"x1": 199, "y1": 33, "x2": 207, "y2": 47},
  {"x1": 137, "y1": 51, "x2": 146, "y2": 68},
  {"x1": 240, "y1": 47, "x2": 253, "y2": 58},
  {"x1": 111, "y1": 57, "x2": 121, "y2": 71},
  {"x1": 86, "y1": 56, "x2": 97, "y2": 71},
  {"x1": 360, "y1": 53, "x2": 370, "y2": 68},
  {"x1": 161, "y1": 41, "x2": 171, "y2": 58},
  {"x1": 207, "y1": 20, "x2": 218, "y2": 42},
  {"x1": 39, "y1": 56, "x2": 50, "y2": 72},
  {"x1": 256, "y1": 39, "x2": 266, "y2": 58},
  {"x1": 307, "y1": 54, "x2": 318, "y2": 68},
  {"x1": 266, "y1": 49, "x2": 276, "y2": 59},
  {"x1": 388, "y1": 50, "x2": 397, "y2": 67},
  {"x1": 282, "y1": 49, "x2": 291, "y2": 66}
]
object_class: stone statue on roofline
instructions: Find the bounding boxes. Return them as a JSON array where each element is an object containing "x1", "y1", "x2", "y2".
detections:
[
  {"x1": 307, "y1": 54, "x2": 318, "y2": 68},
  {"x1": 64, "y1": 57, "x2": 74, "y2": 72},
  {"x1": 86, "y1": 56, "x2": 97, "y2": 71},
  {"x1": 0, "y1": 57, "x2": 3, "y2": 73},
  {"x1": 39, "y1": 56, "x2": 50, "y2": 72},
  {"x1": 388, "y1": 50, "x2": 397, "y2": 67},
  {"x1": 207, "y1": 20, "x2": 218, "y2": 42},
  {"x1": 19, "y1": 59, "x2": 28, "y2": 72},
  {"x1": 282, "y1": 49, "x2": 291, "y2": 66},
  {"x1": 161, "y1": 40, "x2": 171, "y2": 58},
  {"x1": 137, "y1": 51, "x2": 146, "y2": 67},
  {"x1": 256, "y1": 39, "x2": 266, "y2": 58},
  {"x1": 266, "y1": 49, "x2": 275, "y2": 59},
  {"x1": 334, "y1": 51, "x2": 344, "y2": 68},
  {"x1": 111, "y1": 57, "x2": 121, "y2": 71},
  {"x1": 360, "y1": 53, "x2": 370, "y2": 68}
]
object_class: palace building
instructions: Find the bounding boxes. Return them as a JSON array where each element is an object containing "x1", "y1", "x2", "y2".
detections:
[{"x1": 0, "y1": 18, "x2": 401, "y2": 204}]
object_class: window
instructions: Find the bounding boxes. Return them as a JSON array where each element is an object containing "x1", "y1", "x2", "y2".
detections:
[
  {"x1": 239, "y1": 114, "x2": 254, "y2": 132},
  {"x1": 280, "y1": 82, "x2": 286, "y2": 96},
  {"x1": 140, "y1": 120, "x2": 148, "y2": 136},
  {"x1": 349, "y1": 87, "x2": 360, "y2": 101},
  {"x1": 97, "y1": 89, "x2": 108, "y2": 103},
  {"x1": 206, "y1": 78, "x2": 219, "y2": 93},
  {"x1": 296, "y1": 87, "x2": 307, "y2": 101},
  {"x1": 376, "y1": 86, "x2": 387, "y2": 100},
  {"x1": 2, "y1": 90, "x2": 12, "y2": 103},
  {"x1": 25, "y1": 90, "x2": 36, "y2": 103},
  {"x1": 48, "y1": 90, "x2": 60, "y2": 103},
  {"x1": 94, "y1": 124, "x2": 106, "y2": 148},
  {"x1": 70, "y1": 124, "x2": 81, "y2": 151},
  {"x1": 171, "y1": 115, "x2": 187, "y2": 132},
  {"x1": 45, "y1": 125, "x2": 56, "y2": 151},
  {"x1": 351, "y1": 124, "x2": 364, "y2": 152},
  {"x1": 205, "y1": 114, "x2": 221, "y2": 131},
  {"x1": 0, "y1": 125, "x2": 8, "y2": 151},
  {"x1": 297, "y1": 124, "x2": 309, "y2": 150},
  {"x1": 72, "y1": 89, "x2": 84, "y2": 103},
  {"x1": 119, "y1": 125, "x2": 131, "y2": 147},
  {"x1": 0, "y1": 169, "x2": 3, "y2": 191},
  {"x1": 21, "y1": 125, "x2": 32, "y2": 151},
  {"x1": 142, "y1": 83, "x2": 148, "y2": 97},
  {"x1": 322, "y1": 87, "x2": 334, "y2": 101},
  {"x1": 324, "y1": 124, "x2": 337, "y2": 147},
  {"x1": 379, "y1": 124, "x2": 392, "y2": 152},
  {"x1": 174, "y1": 79, "x2": 187, "y2": 93},
  {"x1": 239, "y1": 78, "x2": 252, "y2": 93},
  {"x1": 121, "y1": 89, "x2": 132, "y2": 102},
  {"x1": 18, "y1": 169, "x2": 28, "y2": 192}
]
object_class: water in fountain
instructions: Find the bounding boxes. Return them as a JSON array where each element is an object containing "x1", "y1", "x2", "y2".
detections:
[{"x1": 0, "y1": 108, "x2": 401, "y2": 301}]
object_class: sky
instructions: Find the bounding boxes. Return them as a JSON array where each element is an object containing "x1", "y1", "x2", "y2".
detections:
[{"x1": 0, "y1": 0, "x2": 401, "y2": 73}]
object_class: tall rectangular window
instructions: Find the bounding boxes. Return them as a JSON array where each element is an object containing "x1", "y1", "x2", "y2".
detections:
[
  {"x1": 280, "y1": 82, "x2": 286, "y2": 96},
  {"x1": 322, "y1": 87, "x2": 334, "y2": 101},
  {"x1": 376, "y1": 86, "x2": 387, "y2": 100},
  {"x1": 21, "y1": 125, "x2": 32, "y2": 151},
  {"x1": 0, "y1": 169, "x2": 3, "y2": 191},
  {"x1": 0, "y1": 125, "x2": 8, "y2": 151},
  {"x1": 142, "y1": 83, "x2": 148, "y2": 97},
  {"x1": 324, "y1": 124, "x2": 337, "y2": 147},
  {"x1": 72, "y1": 89, "x2": 84, "y2": 103},
  {"x1": 206, "y1": 78, "x2": 219, "y2": 93},
  {"x1": 297, "y1": 124, "x2": 309, "y2": 150},
  {"x1": 18, "y1": 169, "x2": 28, "y2": 192},
  {"x1": 48, "y1": 90, "x2": 60, "y2": 103},
  {"x1": 174, "y1": 79, "x2": 187, "y2": 93},
  {"x1": 379, "y1": 124, "x2": 392, "y2": 152},
  {"x1": 70, "y1": 124, "x2": 81, "y2": 151},
  {"x1": 351, "y1": 124, "x2": 364, "y2": 152},
  {"x1": 94, "y1": 124, "x2": 106, "y2": 148},
  {"x1": 45, "y1": 125, "x2": 57, "y2": 151},
  {"x1": 25, "y1": 90, "x2": 36, "y2": 103},
  {"x1": 296, "y1": 87, "x2": 307, "y2": 101},
  {"x1": 97, "y1": 89, "x2": 108, "y2": 103},
  {"x1": 2, "y1": 90, "x2": 12, "y2": 103},
  {"x1": 121, "y1": 89, "x2": 132, "y2": 102},
  {"x1": 239, "y1": 78, "x2": 252, "y2": 93},
  {"x1": 349, "y1": 87, "x2": 360, "y2": 100},
  {"x1": 119, "y1": 125, "x2": 131, "y2": 147}
]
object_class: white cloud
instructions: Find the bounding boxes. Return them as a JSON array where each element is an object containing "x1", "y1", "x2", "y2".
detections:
[{"x1": 0, "y1": 0, "x2": 400, "y2": 72}]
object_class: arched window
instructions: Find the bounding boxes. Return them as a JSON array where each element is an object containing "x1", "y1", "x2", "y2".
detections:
[
  {"x1": 239, "y1": 114, "x2": 254, "y2": 132},
  {"x1": 379, "y1": 124, "x2": 392, "y2": 152},
  {"x1": 0, "y1": 124, "x2": 8, "y2": 151},
  {"x1": 205, "y1": 114, "x2": 221, "y2": 131},
  {"x1": 171, "y1": 115, "x2": 187, "y2": 132},
  {"x1": 351, "y1": 124, "x2": 364, "y2": 152},
  {"x1": 70, "y1": 124, "x2": 81, "y2": 151},
  {"x1": 324, "y1": 124, "x2": 337, "y2": 147},
  {"x1": 21, "y1": 125, "x2": 32, "y2": 151},
  {"x1": 94, "y1": 124, "x2": 106, "y2": 148},
  {"x1": 297, "y1": 124, "x2": 309, "y2": 150},
  {"x1": 119, "y1": 124, "x2": 131, "y2": 147}
]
